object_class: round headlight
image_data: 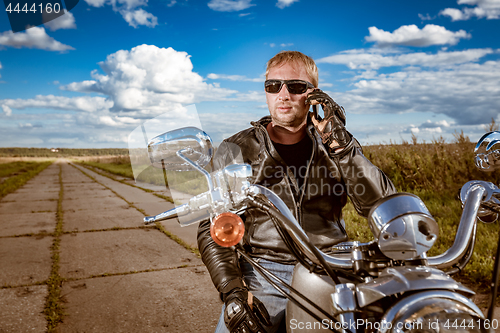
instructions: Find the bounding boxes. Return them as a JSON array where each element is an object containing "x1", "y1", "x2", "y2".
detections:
[
  {"x1": 368, "y1": 193, "x2": 439, "y2": 260},
  {"x1": 379, "y1": 291, "x2": 489, "y2": 333}
]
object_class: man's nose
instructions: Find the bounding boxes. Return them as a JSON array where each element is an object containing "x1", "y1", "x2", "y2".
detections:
[{"x1": 277, "y1": 84, "x2": 290, "y2": 100}]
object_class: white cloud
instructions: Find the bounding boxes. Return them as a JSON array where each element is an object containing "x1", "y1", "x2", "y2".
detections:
[
  {"x1": 58, "y1": 45, "x2": 238, "y2": 112},
  {"x1": 47, "y1": 137, "x2": 79, "y2": 144},
  {"x1": 365, "y1": 24, "x2": 471, "y2": 47},
  {"x1": 98, "y1": 115, "x2": 140, "y2": 127},
  {"x1": 1, "y1": 95, "x2": 112, "y2": 113},
  {"x1": 333, "y1": 60, "x2": 500, "y2": 126},
  {"x1": 440, "y1": 8, "x2": 468, "y2": 21},
  {"x1": 83, "y1": 0, "x2": 157, "y2": 28},
  {"x1": 0, "y1": 27, "x2": 74, "y2": 51},
  {"x1": 44, "y1": 10, "x2": 77, "y2": 31},
  {"x1": 73, "y1": 112, "x2": 145, "y2": 130},
  {"x1": 208, "y1": 0, "x2": 255, "y2": 12},
  {"x1": 405, "y1": 119, "x2": 452, "y2": 134},
  {"x1": 317, "y1": 48, "x2": 493, "y2": 70},
  {"x1": 269, "y1": 43, "x2": 276, "y2": 47},
  {"x1": 2, "y1": 104, "x2": 12, "y2": 116},
  {"x1": 207, "y1": 73, "x2": 263, "y2": 82},
  {"x1": 88, "y1": 133, "x2": 129, "y2": 143},
  {"x1": 280, "y1": 43, "x2": 294, "y2": 47},
  {"x1": 235, "y1": 90, "x2": 265, "y2": 102},
  {"x1": 0, "y1": 111, "x2": 143, "y2": 148},
  {"x1": 406, "y1": 125, "x2": 442, "y2": 134},
  {"x1": 440, "y1": 0, "x2": 500, "y2": 21},
  {"x1": 19, "y1": 122, "x2": 43, "y2": 129},
  {"x1": 84, "y1": 0, "x2": 106, "y2": 6},
  {"x1": 434, "y1": 120, "x2": 452, "y2": 127},
  {"x1": 109, "y1": 0, "x2": 148, "y2": 10},
  {"x1": 276, "y1": 0, "x2": 298, "y2": 9},
  {"x1": 402, "y1": 120, "x2": 458, "y2": 139},
  {"x1": 418, "y1": 13, "x2": 434, "y2": 21},
  {"x1": 19, "y1": 123, "x2": 34, "y2": 129},
  {"x1": 121, "y1": 8, "x2": 158, "y2": 28}
]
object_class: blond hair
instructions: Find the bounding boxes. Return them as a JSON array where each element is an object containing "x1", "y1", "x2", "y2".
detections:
[{"x1": 265, "y1": 51, "x2": 318, "y2": 88}]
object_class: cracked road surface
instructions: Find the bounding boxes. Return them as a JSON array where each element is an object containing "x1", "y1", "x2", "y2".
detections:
[{"x1": 0, "y1": 161, "x2": 220, "y2": 332}]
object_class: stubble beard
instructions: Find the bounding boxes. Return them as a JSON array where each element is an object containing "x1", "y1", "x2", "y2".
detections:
[{"x1": 270, "y1": 106, "x2": 308, "y2": 130}]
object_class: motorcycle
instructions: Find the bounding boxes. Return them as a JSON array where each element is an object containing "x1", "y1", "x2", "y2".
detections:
[{"x1": 131, "y1": 107, "x2": 500, "y2": 333}]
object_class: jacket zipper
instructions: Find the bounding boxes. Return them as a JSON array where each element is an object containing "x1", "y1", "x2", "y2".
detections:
[{"x1": 256, "y1": 121, "x2": 304, "y2": 226}]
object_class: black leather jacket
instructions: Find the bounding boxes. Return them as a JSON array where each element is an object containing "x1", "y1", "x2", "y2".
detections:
[{"x1": 197, "y1": 116, "x2": 395, "y2": 295}]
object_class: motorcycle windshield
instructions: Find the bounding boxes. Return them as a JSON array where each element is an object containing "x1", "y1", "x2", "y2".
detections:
[{"x1": 127, "y1": 104, "x2": 244, "y2": 225}]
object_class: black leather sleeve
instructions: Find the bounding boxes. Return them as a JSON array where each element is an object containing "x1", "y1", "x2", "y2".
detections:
[
  {"x1": 197, "y1": 140, "x2": 247, "y2": 294},
  {"x1": 330, "y1": 137, "x2": 396, "y2": 217},
  {"x1": 197, "y1": 219, "x2": 245, "y2": 294}
]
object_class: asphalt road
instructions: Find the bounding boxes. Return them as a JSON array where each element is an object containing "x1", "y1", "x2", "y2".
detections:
[{"x1": 0, "y1": 161, "x2": 221, "y2": 332}]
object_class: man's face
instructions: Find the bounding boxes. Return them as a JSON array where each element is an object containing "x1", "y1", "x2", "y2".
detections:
[{"x1": 266, "y1": 61, "x2": 313, "y2": 130}]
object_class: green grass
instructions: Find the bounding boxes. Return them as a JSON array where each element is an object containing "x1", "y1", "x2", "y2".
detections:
[
  {"x1": 164, "y1": 169, "x2": 208, "y2": 195},
  {"x1": 0, "y1": 161, "x2": 53, "y2": 199},
  {"x1": 0, "y1": 147, "x2": 128, "y2": 157},
  {"x1": 81, "y1": 160, "x2": 134, "y2": 179},
  {"x1": 44, "y1": 164, "x2": 65, "y2": 332},
  {"x1": 0, "y1": 161, "x2": 43, "y2": 178}
]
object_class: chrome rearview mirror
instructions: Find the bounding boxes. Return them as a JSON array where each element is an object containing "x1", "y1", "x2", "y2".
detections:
[
  {"x1": 148, "y1": 127, "x2": 214, "y2": 171},
  {"x1": 474, "y1": 131, "x2": 500, "y2": 172}
]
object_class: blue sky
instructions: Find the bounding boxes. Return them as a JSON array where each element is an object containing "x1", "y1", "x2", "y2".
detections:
[{"x1": 0, "y1": 0, "x2": 499, "y2": 148}]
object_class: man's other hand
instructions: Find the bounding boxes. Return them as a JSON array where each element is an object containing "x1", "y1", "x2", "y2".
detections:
[{"x1": 224, "y1": 289, "x2": 271, "y2": 333}]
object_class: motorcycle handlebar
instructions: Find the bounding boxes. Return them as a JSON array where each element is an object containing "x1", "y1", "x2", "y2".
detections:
[
  {"x1": 427, "y1": 184, "x2": 485, "y2": 268},
  {"x1": 144, "y1": 180, "x2": 493, "y2": 273},
  {"x1": 144, "y1": 204, "x2": 190, "y2": 225},
  {"x1": 254, "y1": 182, "x2": 493, "y2": 272}
]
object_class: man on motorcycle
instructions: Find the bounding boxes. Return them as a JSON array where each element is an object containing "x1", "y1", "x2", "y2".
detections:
[{"x1": 197, "y1": 51, "x2": 395, "y2": 333}]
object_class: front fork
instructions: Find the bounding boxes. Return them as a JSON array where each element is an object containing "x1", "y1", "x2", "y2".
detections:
[{"x1": 331, "y1": 283, "x2": 359, "y2": 333}]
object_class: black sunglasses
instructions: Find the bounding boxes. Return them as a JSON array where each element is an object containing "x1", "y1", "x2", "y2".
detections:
[{"x1": 264, "y1": 79, "x2": 315, "y2": 94}]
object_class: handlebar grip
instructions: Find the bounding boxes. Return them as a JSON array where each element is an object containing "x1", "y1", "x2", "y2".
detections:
[
  {"x1": 144, "y1": 216, "x2": 157, "y2": 225},
  {"x1": 143, "y1": 204, "x2": 188, "y2": 225}
]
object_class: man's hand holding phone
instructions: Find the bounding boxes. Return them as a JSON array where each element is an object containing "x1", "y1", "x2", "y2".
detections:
[{"x1": 306, "y1": 89, "x2": 351, "y2": 151}]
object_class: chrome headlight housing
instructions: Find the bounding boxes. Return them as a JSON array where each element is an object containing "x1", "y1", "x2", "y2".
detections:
[
  {"x1": 368, "y1": 193, "x2": 439, "y2": 260},
  {"x1": 378, "y1": 291, "x2": 490, "y2": 333}
]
